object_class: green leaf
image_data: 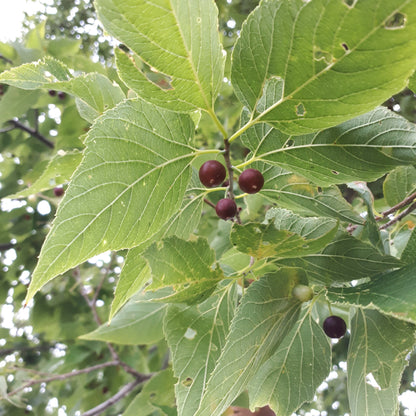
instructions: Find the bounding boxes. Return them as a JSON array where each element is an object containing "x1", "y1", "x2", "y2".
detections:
[
  {"x1": 248, "y1": 307, "x2": 331, "y2": 415},
  {"x1": 110, "y1": 254, "x2": 151, "y2": 322},
  {"x1": 123, "y1": 369, "x2": 177, "y2": 416},
  {"x1": 258, "y1": 162, "x2": 362, "y2": 224},
  {"x1": 232, "y1": 0, "x2": 416, "y2": 134},
  {"x1": 3, "y1": 150, "x2": 82, "y2": 200},
  {"x1": 80, "y1": 290, "x2": 167, "y2": 345},
  {"x1": 164, "y1": 284, "x2": 238, "y2": 416},
  {"x1": 401, "y1": 227, "x2": 416, "y2": 264},
  {"x1": 0, "y1": 57, "x2": 125, "y2": 122},
  {"x1": 110, "y1": 172, "x2": 205, "y2": 318},
  {"x1": 275, "y1": 232, "x2": 402, "y2": 284},
  {"x1": 243, "y1": 107, "x2": 416, "y2": 186},
  {"x1": 96, "y1": 0, "x2": 225, "y2": 112},
  {"x1": 26, "y1": 99, "x2": 195, "y2": 303},
  {"x1": 327, "y1": 263, "x2": 416, "y2": 324},
  {"x1": 0, "y1": 87, "x2": 40, "y2": 126},
  {"x1": 347, "y1": 309, "x2": 415, "y2": 416},
  {"x1": 195, "y1": 271, "x2": 303, "y2": 416},
  {"x1": 231, "y1": 210, "x2": 338, "y2": 259},
  {"x1": 144, "y1": 237, "x2": 224, "y2": 304},
  {"x1": 383, "y1": 166, "x2": 416, "y2": 207},
  {"x1": 348, "y1": 182, "x2": 387, "y2": 254}
]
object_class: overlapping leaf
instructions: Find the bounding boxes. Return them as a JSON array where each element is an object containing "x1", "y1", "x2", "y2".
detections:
[
  {"x1": 110, "y1": 171, "x2": 205, "y2": 318},
  {"x1": 231, "y1": 210, "x2": 338, "y2": 259},
  {"x1": 347, "y1": 309, "x2": 415, "y2": 416},
  {"x1": 258, "y1": 162, "x2": 362, "y2": 224},
  {"x1": 144, "y1": 237, "x2": 223, "y2": 304},
  {"x1": 4, "y1": 150, "x2": 82, "y2": 200},
  {"x1": 242, "y1": 107, "x2": 416, "y2": 187},
  {"x1": 123, "y1": 369, "x2": 177, "y2": 416},
  {"x1": 248, "y1": 308, "x2": 331, "y2": 415},
  {"x1": 80, "y1": 290, "x2": 167, "y2": 345},
  {"x1": 96, "y1": 0, "x2": 225, "y2": 112},
  {"x1": 383, "y1": 166, "x2": 416, "y2": 206},
  {"x1": 232, "y1": 0, "x2": 416, "y2": 134},
  {"x1": 195, "y1": 271, "x2": 303, "y2": 416},
  {"x1": 327, "y1": 263, "x2": 416, "y2": 324},
  {"x1": 26, "y1": 99, "x2": 195, "y2": 302},
  {"x1": 0, "y1": 57, "x2": 125, "y2": 122},
  {"x1": 275, "y1": 232, "x2": 402, "y2": 284},
  {"x1": 0, "y1": 87, "x2": 40, "y2": 126},
  {"x1": 164, "y1": 284, "x2": 237, "y2": 416}
]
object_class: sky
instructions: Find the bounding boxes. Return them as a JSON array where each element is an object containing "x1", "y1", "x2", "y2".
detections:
[{"x1": 0, "y1": 0, "x2": 43, "y2": 42}]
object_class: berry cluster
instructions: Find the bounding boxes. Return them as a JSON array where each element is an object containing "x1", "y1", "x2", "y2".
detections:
[
  {"x1": 48, "y1": 90, "x2": 66, "y2": 100},
  {"x1": 198, "y1": 160, "x2": 264, "y2": 220}
]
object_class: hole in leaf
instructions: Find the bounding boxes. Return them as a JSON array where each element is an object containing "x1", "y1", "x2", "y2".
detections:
[
  {"x1": 296, "y1": 103, "x2": 306, "y2": 117},
  {"x1": 182, "y1": 377, "x2": 193, "y2": 387},
  {"x1": 285, "y1": 139, "x2": 294, "y2": 147},
  {"x1": 385, "y1": 13, "x2": 406, "y2": 29},
  {"x1": 118, "y1": 43, "x2": 130, "y2": 53},
  {"x1": 365, "y1": 373, "x2": 382, "y2": 390},
  {"x1": 343, "y1": 0, "x2": 356, "y2": 7},
  {"x1": 341, "y1": 43, "x2": 349, "y2": 51},
  {"x1": 184, "y1": 327, "x2": 197, "y2": 340},
  {"x1": 331, "y1": 170, "x2": 339, "y2": 175}
]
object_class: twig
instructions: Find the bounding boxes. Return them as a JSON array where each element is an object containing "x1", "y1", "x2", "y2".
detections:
[
  {"x1": 7, "y1": 361, "x2": 118, "y2": 397},
  {"x1": 378, "y1": 191, "x2": 416, "y2": 219},
  {"x1": 0, "y1": 54, "x2": 13, "y2": 64},
  {"x1": 73, "y1": 266, "x2": 144, "y2": 378},
  {"x1": 0, "y1": 243, "x2": 15, "y2": 251},
  {"x1": 347, "y1": 191, "x2": 416, "y2": 234},
  {"x1": 81, "y1": 378, "x2": 143, "y2": 416},
  {"x1": 0, "y1": 343, "x2": 52, "y2": 357},
  {"x1": 0, "y1": 125, "x2": 15, "y2": 134},
  {"x1": 380, "y1": 201, "x2": 416, "y2": 230},
  {"x1": 91, "y1": 252, "x2": 116, "y2": 309},
  {"x1": 8, "y1": 119, "x2": 54, "y2": 149}
]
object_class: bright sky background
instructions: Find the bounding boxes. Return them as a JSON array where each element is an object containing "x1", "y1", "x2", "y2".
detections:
[{"x1": 0, "y1": 0, "x2": 44, "y2": 42}]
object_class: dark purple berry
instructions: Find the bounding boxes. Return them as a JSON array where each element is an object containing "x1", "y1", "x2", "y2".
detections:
[
  {"x1": 238, "y1": 169, "x2": 264, "y2": 194},
  {"x1": 53, "y1": 187, "x2": 64, "y2": 197},
  {"x1": 57, "y1": 91, "x2": 66, "y2": 100},
  {"x1": 48, "y1": 90, "x2": 57, "y2": 96},
  {"x1": 215, "y1": 198, "x2": 237, "y2": 220},
  {"x1": 323, "y1": 315, "x2": 347, "y2": 338},
  {"x1": 199, "y1": 160, "x2": 226, "y2": 188}
]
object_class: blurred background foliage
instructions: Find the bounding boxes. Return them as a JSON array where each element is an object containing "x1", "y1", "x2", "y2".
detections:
[{"x1": 1, "y1": 0, "x2": 416, "y2": 415}]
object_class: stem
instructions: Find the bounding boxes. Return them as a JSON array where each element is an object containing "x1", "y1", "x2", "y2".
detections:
[
  {"x1": 203, "y1": 198, "x2": 216, "y2": 210},
  {"x1": 7, "y1": 119, "x2": 54, "y2": 149},
  {"x1": 7, "y1": 361, "x2": 119, "y2": 397},
  {"x1": 223, "y1": 138, "x2": 241, "y2": 224},
  {"x1": 81, "y1": 379, "x2": 144, "y2": 416},
  {"x1": 207, "y1": 108, "x2": 228, "y2": 139},
  {"x1": 228, "y1": 116, "x2": 257, "y2": 144}
]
